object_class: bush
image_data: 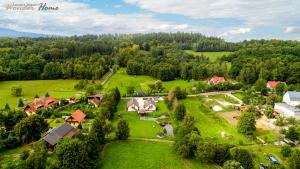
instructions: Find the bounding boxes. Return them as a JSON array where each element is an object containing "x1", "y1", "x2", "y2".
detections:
[
  {"x1": 275, "y1": 116, "x2": 285, "y2": 126},
  {"x1": 237, "y1": 112, "x2": 256, "y2": 135},
  {"x1": 11, "y1": 86, "x2": 22, "y2": 97},
  {"x1": 116, "y1": 119, "x2": 130, "y2": 140},
  {"x1": 74, "y1": 80, "x2": 88, "y2": 90},
  {"x1": 281, "y1": 145, "x2": 292, "y2": 157},
  {"x1": 230, "y1": 147, "x2": 254, "y2": 169},
  {"x1": 20, "y1": 150, "x2": 30, "y2": 160}
]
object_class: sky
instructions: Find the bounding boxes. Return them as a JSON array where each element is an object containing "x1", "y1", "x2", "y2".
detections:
[{"x1": 0, "y1": 0, "x2": 300, "y2": 41}]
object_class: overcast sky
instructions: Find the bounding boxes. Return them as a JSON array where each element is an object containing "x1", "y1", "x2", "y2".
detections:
[{"x1": 1, "y1": 0, "x2": 300, "y2": 41}]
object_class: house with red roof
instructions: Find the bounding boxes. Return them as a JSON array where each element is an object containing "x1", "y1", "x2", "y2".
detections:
[
  {"x1": 65, "y1": 109, "x2": 86, "y2": 126},
  {"x1": 267, "y1": 81, "x2": 285, "y2": 89},
  {"x1": 208, "y1": 76, "x2": 225, "y2": 85},
  {"x1": 23, "y1": 96, "x2": 58, "y2": 116}
]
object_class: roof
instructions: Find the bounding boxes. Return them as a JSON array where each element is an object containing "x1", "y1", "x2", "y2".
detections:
[
  {"x1": 127, "y1": 99, "x2": 139, "y2": 108},
  {"x1": 209, "y1": 76, "x2": 225, "y2": 84},
  {"x1": 87, "y1": 94, "x2": 103, "y2": 99},
  {"x1": 274, "y1": 103, "x2": 300, "y2": 112},
  {"x1": 267, "y1": 81, "x2": 281, "y2": 88},
  {"x1": 42, "y1": 123, "x2": 76, "y2": 146},
  {"x1": 285, "y1": 91, "x2": 300, "y2": 102},
  {"x1": 144, "y1": 99, "x2": 155, "y2": 108},
  {"x1": 23, "y1": 96, "x2": 58, "y2": 113},
  {"x1": 67, "y1": 109, "x2": 86, "y2": 123}
]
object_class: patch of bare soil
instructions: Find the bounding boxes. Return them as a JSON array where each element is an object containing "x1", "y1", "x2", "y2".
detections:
[{"x1": 220, "y1": 111, "x2": 240, "y2": 126}]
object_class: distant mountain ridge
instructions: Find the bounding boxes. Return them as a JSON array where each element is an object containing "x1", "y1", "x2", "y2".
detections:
[{"x1": 0, "y1": 28, "x2": 49, "y2": 38}]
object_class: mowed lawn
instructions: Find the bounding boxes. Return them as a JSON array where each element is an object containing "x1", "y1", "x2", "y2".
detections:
[
  {"x1": 103, "y1": 68, "x2": 199, "y2": 95},
  {"x1": 184, "y1": 50, "x2": 232, "y2": 62},
  {"x1": 114, "y1": 99, "x2": 162, "y2": 138},
  {"x1": 0, "y1": 80, "x2": 81, "y2": 108},
  {"x1": 181, "y1": 97, "x2": 251, "y2": 144},
  {"x1": 101, "y1": 141, "x2": 216, "y2": 169}
]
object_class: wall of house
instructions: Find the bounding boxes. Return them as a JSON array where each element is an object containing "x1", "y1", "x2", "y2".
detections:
[{"x1": 274, "y1": 104, "x2": 295, "y2": 117}]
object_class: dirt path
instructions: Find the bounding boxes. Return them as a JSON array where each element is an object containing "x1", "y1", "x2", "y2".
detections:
[{"x1": 101, "y1": 69, "x2": 114, "y2": 85}]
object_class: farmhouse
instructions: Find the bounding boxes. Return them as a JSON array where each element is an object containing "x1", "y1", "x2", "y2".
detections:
[
  {"x1": 23, "y1": 96, "x2": 58, "y2": 115},
  {"x1": 87, "y1": 93, "x2": 103, "y2": 107},
  {"x1": 208, "y1": 76, "x2": 225, "y2": 85},
  {"x1": 127, "y1": 98, "x2": 157, "y2": 115},
  {"x1": 41, "y1": 123, "x2": 77, "y2": 148},
  {"x1": 283, "y1": 91, "x2": 300, "y2": 106},
  {"x1": 274, "y1": 92, "x2": 300, "y2": 118},
  {"x1": 266, "y1": 81, "x2": 281, "y2": 89},
  {"x1": 65, "y1": 109, "x2": 86, "y2": 126}
]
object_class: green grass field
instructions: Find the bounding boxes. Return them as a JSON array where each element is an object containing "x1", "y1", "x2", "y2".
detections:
[
  {"x1": 101, "y1": 141, "x2": 216, "y2": 169},
  {"x1": 184, "y1": 50, "x2": 232, "y2": 62},
  {"x1": 0, "y1": 80, "x2": 81, "y2": 108},
  {"x1": 232, "y1": 92, "x2": 245, "y2": 100},
  {"x1": 114, "y1": 99, "x2": 162, "y2": 138},
  {"x1": 181, "y1": 97, "x2": 251, "y2": 144},
  {"x1": 103, "y1": 68, "x2": 199, "y2": 95},
  {"x1": 0, "y1": 145, "x2": 31, "y2": 168}
]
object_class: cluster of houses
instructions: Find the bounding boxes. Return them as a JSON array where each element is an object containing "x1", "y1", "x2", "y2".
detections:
[
  {"x1": 41, "y1": 109, "x2": 86, "y2": 148},
  {"x1": 127, "y1": 98, "x2": 158, "y2": 115},
  {"x1": 23, "y1": 96, "x2": 59, "y2": 116}
]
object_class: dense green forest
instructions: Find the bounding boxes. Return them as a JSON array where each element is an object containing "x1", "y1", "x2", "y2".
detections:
[{"x1": 0, "y1": 33, "x2": 300, "y2": 84}]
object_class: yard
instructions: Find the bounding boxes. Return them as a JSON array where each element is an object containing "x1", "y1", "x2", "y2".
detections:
[
  {"x1": 101, "y1": 141, "x2": 216, "y2": 169},
  {"x1": 184, "y1": 50, "x2": 232, "y2": 62},
  {"x1": 102, "y1": 68, "x2": 199, "y2": 96},
  {"x1": 181, "y1": 97, "x2": 251, "y2": 144},
  {"x1": 114, "y1": 99, "x2": 163, "y2": 139},
  {"x1": 0, "y1": 80, "x2": 81, "y2": 108}
]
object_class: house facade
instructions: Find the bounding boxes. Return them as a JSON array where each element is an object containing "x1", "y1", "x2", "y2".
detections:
[
  {"x1": 274, "y1": 91, "x2": 300, "y2": 119},
  {"x1": 126, "y1": 98, "x2": 157, "y2": 115},
  {"x1": 87, "y1": 94, "x2": 103, "y2": 107}
]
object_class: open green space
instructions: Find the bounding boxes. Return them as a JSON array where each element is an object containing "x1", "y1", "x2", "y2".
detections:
[
  {"x1": 232, "y1": 92, "x2": 245, "y2": 100},
  {"x1": 0, "y1": 145, "x2": 31, "y2": 168},
  {"x1": 181, "y1": 97, "x2": 250, "y2": 144},
  {"x1": 114, "y1": 99, "x2": 162, "y2": 138},
  {"x1": 209, "y1": 94, "x2": 239, "y2": 104},
  {"x1": 0, "y1": 80, "x2": 81, "y2": 108},
  {"x1": 103, "y1": 68, "x2": 199, "y2": 95},
  {"x1": 184, "y1": 50, "x2": 232, "y2": 62},
  {"x1": 101, "y1": 141, "x2": 216, "y2": 169}
]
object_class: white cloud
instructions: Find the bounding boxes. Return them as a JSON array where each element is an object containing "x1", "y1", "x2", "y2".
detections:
[
  {"x1": 221, "y1": 28, "x2": 251, "y2": 37},
  {"x1": 285, "y1": 26, "x2": 300, "y2": 34},
  {"x1": 123, "y1": 0, "x2": 300, "y2": 28}
]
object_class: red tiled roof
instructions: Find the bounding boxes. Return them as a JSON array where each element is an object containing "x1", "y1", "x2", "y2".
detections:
[
  {"x1": 209, "y1": 76, "x2": 225, "y2": 84},
  {"x1": 70, "y1": 109, "x2": 86, "y2": 123},
  {"x1": 23, "y1": 96, "x2": 58, "y2": 113},
  {"x1": 267, "y1": 81, "x2": 280, "y2": 88}
]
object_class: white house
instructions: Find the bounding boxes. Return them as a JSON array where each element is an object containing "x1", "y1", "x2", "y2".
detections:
[
  {"x1": 274, "y1": 103, "x2": 300, "y2": 119},
  {"x1": 127, "y1": 99, "x2": 139, "y2": 112},
  {"x1": 144, "y1": 100, "x2": 156, "y2": 112},
  {"x1": 283, "y1": 92, "x2": 300, "y2": 107}
]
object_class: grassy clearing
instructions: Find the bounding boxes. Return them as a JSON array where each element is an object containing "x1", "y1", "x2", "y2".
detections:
[
  {"x1": 114, "y1": 99, "x2": 162, "y2": 138},
  {"x1": 209, "y1": 94, "x2": 239, "y2": 104},
  {"x1": 0, "y1": 80, "x2": 81, "y2": 108},
  {"x1": 0, "y1": 145, "x2": 31, "y2": 167},
  {"x1": 232, "y1": 92, "x2": 245, "y2": 100},
  {"x1": 101, "y1": 141, "x2": 216, "y2": 169},
  {"x1": 181, "y1": 97, "x2": 251, "y2": 144},
  {"x1": 184, "y1": 50, "x2": 232, "y2": 62},
  {"x1": 103, "y1": 68, "x2": 199, "y2": 95}
]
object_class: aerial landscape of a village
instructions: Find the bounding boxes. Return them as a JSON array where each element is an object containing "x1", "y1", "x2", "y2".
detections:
[{"x1": 0, "y1": 0, "x2": 300, "y2": 169}]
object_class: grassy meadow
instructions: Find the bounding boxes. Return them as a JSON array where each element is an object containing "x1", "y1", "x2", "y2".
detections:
[
  {"x1": 184, "y1": 50, "x2": 232, "y2": 62},
  {"x1": 0, "y1": 80, "x2": 81, "y2": 108},
  {"x1": 103, "y1": 68, "x2": 199, "y2": 95},
  {"x1": 101, "y1": 141, "x2": 216, "y2": 169}
]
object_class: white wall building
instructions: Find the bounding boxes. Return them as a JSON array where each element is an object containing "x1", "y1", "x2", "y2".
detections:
[
  {"x1": 274, "y1": 103, "x2": 300, "y2": 119},
  {"x1": 283, "y1": 91, "x2": 300, "y2": 107}
]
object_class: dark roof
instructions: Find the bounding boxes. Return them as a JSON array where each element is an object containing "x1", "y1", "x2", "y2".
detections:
[
  {"x1": 42, "y1": 123, "x2": 76, "y2": 146},
  {"x1": 87, "y1": 94, "x2": 103, "y2": 99},
  {"x1": 144, "y1": 100, "x2": 155, "y2": 108},
  {"x1": 127, "y1": 99, "x2": 139, "y2": 108}
]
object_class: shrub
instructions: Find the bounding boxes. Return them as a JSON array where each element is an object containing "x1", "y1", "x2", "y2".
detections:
[
  {"x1": 281, "y1": 145, "x2": 292, "y2": 157},
  {"x1": 11, "y1": 86, "x2": 22, "y2": 97}
]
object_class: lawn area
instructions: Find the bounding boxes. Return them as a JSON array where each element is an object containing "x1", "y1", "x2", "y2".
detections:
[
  {"x1": 209, "y1": 94, "x2": 239, "y2": 104},
  {"x1": 103, "y1": 68, "x2": 199, "y2": 95},
  {"x1": 242, "y1": 144, "x2": 288, "y2": 168},
  {"x1": 232, "y1": 92, "x2": 245, "y2": 100},
  {"x1": 181, "y1": 97, "x2": 251, "y2": 144},
  {"x1": 114, "y1": 99, "x2": 162, "y2": 138},
  {"x1": 0, "y1": 80, "x2": 81, "y2": 108},
  {"x1": 184, "y1": 50, "x2": 232, "y2": 62},
  {"x1": 101, "y1": 141, "x2": 216, "y2": 169},
  {"x1": 0, "y1": 145, "x2": 31, "y2": 168}
]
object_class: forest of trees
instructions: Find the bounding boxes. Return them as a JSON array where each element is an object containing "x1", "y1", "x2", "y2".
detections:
[{"x1": 0, "y1": 33, "x2": 300, "y2": 85}]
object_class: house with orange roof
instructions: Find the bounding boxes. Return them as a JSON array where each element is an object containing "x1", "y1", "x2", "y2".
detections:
[
  {"x1": 267, "y1": 81, "x2": 285, "y2": 89},
  {"x1": 23, "y1": 96, "x2": 58, "y2": 116},
  {"x1": 65, "y1": 109, "x2": 86, "y2": 126},
  {"x1": 208, "y1": 76, "x2": 225, "y2": 85}
]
